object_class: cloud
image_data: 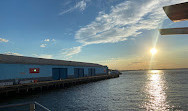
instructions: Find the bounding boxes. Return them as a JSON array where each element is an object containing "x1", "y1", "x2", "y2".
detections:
[
  {"x1": 132, "y1": 62, "x2": 143, "y2": 64},
  {"x1": 44, "y1": 39, "x2": 50, "y2": 42},
  {"x1": 43, "y1": 38, "x2": 56, "y2": 42},
  {"x1": 52, "y1": 39, "x2": 56, "y2": 42},
  {"x1": 75, "y1": 0, "x2": 166, "y2": 45},
  {"x1": 61, "y1": 0, "x2": 187, "y2": 57},
  {"x1": 40, "y1": 44, "x2": 47, "y2": 48},
  {"x1": 62, "y1": 46, "x2": 82, "y2": 57},
  {"x1": 71, "y1": 0, "x2": 187, "y2": 54},
  {"x1": 59, "y1": 0, "x2": 87, "y2": 15},
  {"x1": 4, "y1": 52, "x2": 22, "y2": 56},
  {"x1": 40, "y1": 39, "x2": 56, "y2": 47},
  {"x1": 96, "y1": 58, "x2": 120, "y2": 63},
  {"x1": 38, "y1": 54, "x2": 53, "y2": 59},
  {"x1": 77, "y1": 0, "x2": 87, "y2": 11},
  {"x1": 33, "y1": 54, "x2": 53, "y2": 59},
  {"x1": 0, "y1": 38, "x2": 8, "y2": 42},
  {"x1": 5, "y1": 52, "x2": 52, "y2": 59}
]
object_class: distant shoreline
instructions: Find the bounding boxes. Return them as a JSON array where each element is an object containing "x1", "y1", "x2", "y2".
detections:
[{"x1": 120, "y1": 68, "x2": 188, "y2": 72}]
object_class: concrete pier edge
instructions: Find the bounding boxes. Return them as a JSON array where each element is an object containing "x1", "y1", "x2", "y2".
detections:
[{"x1": 0, "y1": 74, "x2": 119, "y2": 98}]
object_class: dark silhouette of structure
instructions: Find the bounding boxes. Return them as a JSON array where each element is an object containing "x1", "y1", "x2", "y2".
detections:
[{"x1": 159, "y1": 2, "x2": 188, "y2": 35}]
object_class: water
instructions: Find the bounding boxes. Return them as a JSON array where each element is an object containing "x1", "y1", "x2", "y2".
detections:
[{"x1": 0, "y1": 70, "x2": 188, "y2": 111}]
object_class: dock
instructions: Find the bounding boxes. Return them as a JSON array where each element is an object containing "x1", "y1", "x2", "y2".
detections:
[{"x1": 0, "y1": 74, "x2": 119, "y2": 97}]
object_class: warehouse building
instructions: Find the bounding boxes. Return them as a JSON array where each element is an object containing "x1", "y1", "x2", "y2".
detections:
[{"x1": 0, "y1": 54, "x2": 108, "y2": 86}]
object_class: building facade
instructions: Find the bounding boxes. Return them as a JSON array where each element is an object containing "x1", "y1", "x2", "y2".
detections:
[{"x1": 0, "y1": 54, "x2": 108, "y2": 86}]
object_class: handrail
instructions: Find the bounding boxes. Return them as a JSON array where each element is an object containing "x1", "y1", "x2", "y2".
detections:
[
  {"x1": 34, "y1": 101, "x2": 51, "y2": 111},
  {"x1": 0, "y1": 101, "x2": 51, "y2": 111}
]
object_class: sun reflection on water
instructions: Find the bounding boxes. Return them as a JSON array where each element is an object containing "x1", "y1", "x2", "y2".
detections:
[{"x1": 143, "y1": 70, "x2": 169, "y2": 110}]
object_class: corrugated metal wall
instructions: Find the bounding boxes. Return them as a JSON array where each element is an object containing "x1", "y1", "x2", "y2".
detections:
[{"x1": 0, "y1": 63, "x2": 108, "y2": 81}]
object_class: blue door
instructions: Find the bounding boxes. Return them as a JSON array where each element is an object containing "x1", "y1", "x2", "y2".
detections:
[
  {"x1": 59, "y1": 68, "x2": 68, "y2": 79},
  {"x1": 88, "y1": 68, "x2": 92, "y2": 76},
  {"x1": 92, "y1": 68, "x2": 96, "y2": 76},
  {"x1": 79, "y1": 68, "x2": 84, "y2": 77},
  {"x1": 88, "y1": 68, "x2": 95, "y2": 76},
  {"x1": 74, "y1": 68, "x2": 79, "y2": 78},
  {"x1": 52, "y1": 68, "x2": 60, "y2": 80},
  {"x1": 52, "y1": 68, "x2": 68, "y2": 80},
  {"x1": 74, "y1": 68, "x2": 84, "y2": 78}
]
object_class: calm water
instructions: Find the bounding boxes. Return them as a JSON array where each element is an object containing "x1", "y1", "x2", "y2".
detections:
[{"x1": 1, "y1": 70, "x2": 188, "y2": 111}]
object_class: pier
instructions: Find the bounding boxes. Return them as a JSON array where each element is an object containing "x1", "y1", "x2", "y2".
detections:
[{"x1": 0, "y1": 74, "x2": 119, "y2": 97}]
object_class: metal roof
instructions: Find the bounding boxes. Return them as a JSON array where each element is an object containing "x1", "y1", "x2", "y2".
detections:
[{"x1": 0, "y1": 54, "x2": 104, "y2": 67}]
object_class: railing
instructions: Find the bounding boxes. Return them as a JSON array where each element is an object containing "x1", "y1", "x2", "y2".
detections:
[{"x1": 0, "y1": 101, "x2": 51, "y2": 111}]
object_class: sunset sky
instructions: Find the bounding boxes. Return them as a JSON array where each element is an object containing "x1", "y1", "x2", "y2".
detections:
[{"x1": 0, "y1": 0, "x2": 187, "y2": 70}]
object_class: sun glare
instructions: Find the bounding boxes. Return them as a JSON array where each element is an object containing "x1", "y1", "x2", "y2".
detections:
[
  {"x1": 151, "y1": 70, "x2": 160, "y2": 74},
  {"x1": 150, "y1": 48, "x2": 157, "y2": 55}
]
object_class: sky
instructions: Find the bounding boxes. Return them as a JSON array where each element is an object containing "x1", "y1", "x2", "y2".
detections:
[{"x1": 0, "y1": 0, "x2": 187, "y2": 70}]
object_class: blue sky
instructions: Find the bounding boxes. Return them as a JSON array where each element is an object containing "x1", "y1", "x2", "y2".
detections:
[{"x1": 0, "y1": 0, "x2": 187, "y2": 70}]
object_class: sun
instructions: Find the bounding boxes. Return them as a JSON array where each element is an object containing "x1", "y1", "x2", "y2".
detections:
[{"x1": 150, "y1": 48, "x2": 157, "y2": 55}]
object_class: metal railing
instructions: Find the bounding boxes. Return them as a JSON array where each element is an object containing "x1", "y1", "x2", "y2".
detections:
[{"x1": 0, "y1": 101, "x2": 51, "y2": 111}]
